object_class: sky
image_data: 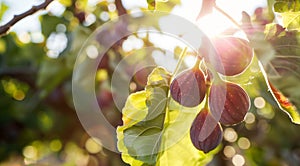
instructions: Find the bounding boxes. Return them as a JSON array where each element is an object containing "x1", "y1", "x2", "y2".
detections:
[{"x1": 0, "y1": 0, "x2": 267, "y2": 43}]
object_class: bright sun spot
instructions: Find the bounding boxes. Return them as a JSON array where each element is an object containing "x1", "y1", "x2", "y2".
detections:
[{"x1": 196, "y1": 9, "x2": 235, "y2": 37}]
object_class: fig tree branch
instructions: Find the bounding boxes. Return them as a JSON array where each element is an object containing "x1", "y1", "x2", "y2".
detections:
[
  {"x1": 0, "y1": 0, "x2": 54, "y2": 37},
  {"x1": 213, "y1": 4, "x2": 241, "y2": 28}
]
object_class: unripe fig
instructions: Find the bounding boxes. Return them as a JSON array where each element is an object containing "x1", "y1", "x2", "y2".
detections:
[
  {"x1": 170, "y1": 67, "x2": 206, "y2": 107},
  {"x1": 190, "y1": 108, "x2": 223, "y2": 153},
  {"x1": 210, "y1": 37, "x2": 253, "y2": 76},
  {"x1": 209, "y1": 81, "x2": 250, "y2": 125}
]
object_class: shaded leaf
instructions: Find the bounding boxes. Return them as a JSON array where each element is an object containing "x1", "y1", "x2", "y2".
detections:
[
  {"x1": 261, "y1": 24, "x2": 300, "y2": 123},
  {"x1": 37, "y1": 58, "x2": 71, "y2": 98},
  {"x1": 273, "y1": 1, "x2": 300, "y2": 30},
  {"x1": 41, "y1": 15, "x2": 67, "y2": 37},
  {"x1": 274, "y1": 1, "x2": 300, "y2": 13}
]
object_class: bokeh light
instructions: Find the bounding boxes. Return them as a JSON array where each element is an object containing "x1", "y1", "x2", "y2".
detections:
[
  {"x1": 254, "y1": 97, "x2": 266, "y2": 109},
  {"x1": 238, "y1": 137, "x2": 251, "y2": 150},
  {"x1": 50, "y1": 139, "x2": 62, "y2": 152},
  {"x1": 232, "y1": 154, "x2": 245, "y2": 166},
  {"x1": 224, "y1": 128, "x2": 238, "y2": 142},
  {"x1": 86, "y1": 45, "x2": 99, "y2": 59},
  {"x1": 244, "y1": 112, "x2": 256, "y2": 124},
  {"x1": 85, "y1": 137, "x2": 103, "y2": 154},
  {"x1": 223, "y1": 146, "x2": 236, "y2": 158}
]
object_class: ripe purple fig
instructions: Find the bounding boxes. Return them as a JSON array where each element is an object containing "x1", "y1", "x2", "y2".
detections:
[
  {"x1": 209, "y1": 81, "x2": 250, "y2": 125},
  {"x1": 170, "y1": 67, "x2": 206, "y2": 107},
  {"x1": 210, "y1": 37, "x2": 253, "y2": 76},
  {"x1": 190, "y1": 108, "x2": 223, "y2": 153}
]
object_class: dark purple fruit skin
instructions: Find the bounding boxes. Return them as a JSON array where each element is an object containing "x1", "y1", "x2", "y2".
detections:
[
  {"x1": 209, "y1": 82, "x2": 250, "y2": 125},
  {"x1": 190, "y1": 109, "x2": 223, "y2": 153},
  {"x1": 170, "y1": 68, "x2": 206, "y2": 107},
  {"x1": 211, "y1": 37, "x2": 253, "y2": 76}
]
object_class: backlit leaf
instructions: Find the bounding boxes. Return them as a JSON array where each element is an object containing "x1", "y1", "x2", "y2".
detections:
[
  {"x1": 117, "y1": 67, "x2": 216, "y2": 165},
  {"x1": 147, "y1": 0, "x2": 181, "y2": 12},
  {"x1": 117, "y1": 67, "x2": 170, "y2": 165},
  {"x1": 281, "y1": 12, "x2": 300, "y2": 31},
  {"x1": 226, "y1": 55, "x2": 300, "y2": 124},
  {"x1": 0, "y1": 2, "x2": 8, "y2": 21}
]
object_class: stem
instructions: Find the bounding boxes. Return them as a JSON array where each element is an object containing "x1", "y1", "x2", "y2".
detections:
[
  {"x1": 193, "y1": 57, "x2": 201, "y2": 69},
  {"x1": 164, "y1": 47, "x2": 188, "y2": 124},
  {"x1": 204, "y1": 85, "x2": 210, "y2": 109},
  {"x1": 204, "y1": 61, "x2": 223, "y2": 84},
  {"x1": 173, "y1": 47, "x2": 188, "y2": 76},
  {"x1": 214, "y1": 4, "x2": 241, "y2": 29}
]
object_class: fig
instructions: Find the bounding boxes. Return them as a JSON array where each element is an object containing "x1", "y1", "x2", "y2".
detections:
[
  {"x1": 170, "y1": 67, "x2": 206, "y2": 107},
  {"x1": 210, "y1": 37, "x2": 253, "y2": 76},
  {"x1": 190, "y1": 108, "x2": 223, "y2": 153},
  {"x1": 209, "y1": 81, "x2": 250, "y2": 125}
]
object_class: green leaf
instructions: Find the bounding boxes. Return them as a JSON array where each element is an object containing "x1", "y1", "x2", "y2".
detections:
[
  {"x1": 147, "y1": 0, "x2": 156, "y2": 10},
  {"x1": 37, "y1": 58, "x2": 71, "y2": 98},
  {"x1": 273, "y1": 1, "x2": 300, "y2": 30},
  {"x1": 274, "y1": 1, "x2": 300, "y2": 13},
  {"x1": 147, "y1": 0, "x2": 181, "y2": 12},
  {"x1": 58, "y1": 0, "x2": 72, "y2": 7},
  {"x1": 0, "y1": 2, "x2": 8, "y2": 21},
  {"x1": 41, "y1": 15, "x2": 67, "y2": 37},
  {"x1": 117, "y1": 67, "x2": 171, "y2": 165},
  {"x1": 262, "y1": 25, "x2": 300, "y2": 124},
  {"x1": 156, "y1": 100, "x2": 219, "y2": 166},
  {"x1": 280, "y1": 12, "x2": 300, "y2": 31},
  {"x1": 117, "y1": 67, "x2": 217, "y2": 165},
  {"x1": 226, "y1": 56, "x2": 300, "y2": 124}
]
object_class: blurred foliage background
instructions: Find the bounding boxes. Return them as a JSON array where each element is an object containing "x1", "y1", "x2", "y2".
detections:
[{"x1": 0, "y1": 0, "x2": 300, "y2": 165}]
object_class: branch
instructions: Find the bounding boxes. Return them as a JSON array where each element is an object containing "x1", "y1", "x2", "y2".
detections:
[
  {"x1": 0, "y1": 0, "x2": 54, "y2": 36},
  {"x1": 214, "y1": 4, "x2": 241, "y2": 29},
  {"x1": 115, "y1": 0, "x2": 127, "y2": 16}
]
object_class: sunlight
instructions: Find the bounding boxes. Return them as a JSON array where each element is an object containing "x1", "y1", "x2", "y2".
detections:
[
  {"x1": 196, "y1": 9, "x2": 235, "y2": 37},
  {"x1": 194, "y1": 0, "x2": 267, "y2": 38}
]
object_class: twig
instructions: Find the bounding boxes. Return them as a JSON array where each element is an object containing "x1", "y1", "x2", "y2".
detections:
[
  {"x1": 214, "y1": 4, "x2": 241, "y2": 29},
  {"x1": 173, "y1": 47, "x2": 188, "y2": 76},
  {"x1": 115, "y1": 0, "x2": 127, "y2": 16},
  {"x1": 0, "y1": 0, "x2": 54, "y2": 36}
]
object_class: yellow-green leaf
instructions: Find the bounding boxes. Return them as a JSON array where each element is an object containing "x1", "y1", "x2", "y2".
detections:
[
  {"x1": 147, "y1": 0, "x2": 181, "y2": 12},
  {"x1": 117, "y1": 67, "x2": 170, "y2": 165},
  {"x1": 117, "y1": 67, "x2": 217, "y2": 165},
  {"x1": 281, "y1": 12, "x2": 300, "y2": 31}
]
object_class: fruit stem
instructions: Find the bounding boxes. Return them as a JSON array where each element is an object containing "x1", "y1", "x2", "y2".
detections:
[
  {"x1": 214, "y1": 4, "x2": 241, "y2": 29},
  {"x1": 204, "y1": 84, "x2": 210, "y2": 110},
  {"x1": 193, "y1": 56, "x2": 201, "y2": 69},
  {"x1": 204, "y1": 61, "x2": 223, "y2": 84},
  {"x1": 173, "y1": 47, "x2": 188, "y2": 76}
]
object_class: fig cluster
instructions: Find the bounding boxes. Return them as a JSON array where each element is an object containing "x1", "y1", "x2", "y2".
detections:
[{"x1": 170, "y1": 36, "x2": 253, "y2": 153}]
